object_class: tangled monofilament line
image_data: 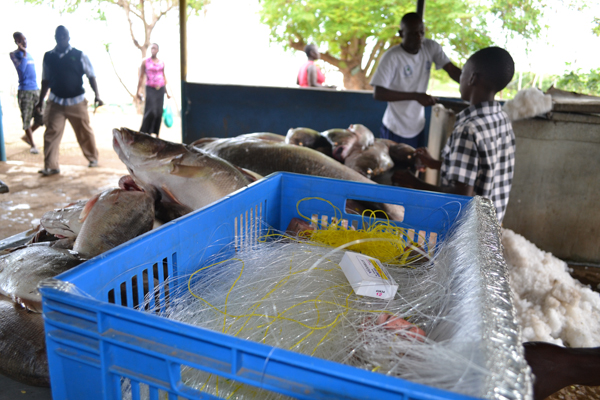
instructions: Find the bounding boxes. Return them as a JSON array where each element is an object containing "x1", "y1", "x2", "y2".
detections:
[
  {"x1": 129, "y1": 198, "x2": 531, "y2": 400},
  {"x1": 137, "y1": 240, "x2": 484, "y2": 398}
]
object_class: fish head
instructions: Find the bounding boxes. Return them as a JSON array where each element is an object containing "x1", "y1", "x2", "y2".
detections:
[
  {"x1": 388, "y1": 143, "x2": 417, "y2": 168},
  {"x1": 322, "y1": 129, "x2": 357, "y2": 162},
  {"x1": 40, "y1": 200, "x2": 87, "y2": 239},
  {"x1": 113, "y1": 128, "x2": 185, "y2": 168},
  {"x1": 285, "y1": 127, "x2": 320, "y2": 147},
  {"x1": 348, "y1": 124, "x2": 375, "y2": 148}
]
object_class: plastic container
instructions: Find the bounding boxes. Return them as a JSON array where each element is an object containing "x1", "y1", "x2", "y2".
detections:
[{"x1": 41, "y1": 172, "x2": 475, "y2": 400}]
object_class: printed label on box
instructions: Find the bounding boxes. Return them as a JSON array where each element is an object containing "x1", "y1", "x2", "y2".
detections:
[{"x1": 357, "y1": 256, "x2": 388, "y2": 280}]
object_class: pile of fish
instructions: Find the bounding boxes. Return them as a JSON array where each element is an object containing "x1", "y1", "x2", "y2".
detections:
[
  {"x1": 114, "y1": 127, "x2": 410, "y2": 222},
  {"x1": 0, "y1": 125, "x2": 419, "y2": 387},
  {"x1": 0, "y1": 183, "x2": 155, "y2": 386},
  {"x1": 284, "y1": 124, "x2": 421, "y2": 184}
]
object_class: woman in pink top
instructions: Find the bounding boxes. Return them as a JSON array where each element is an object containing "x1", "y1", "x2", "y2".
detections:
[
  {"x1": 137, "y1": 43, "x2": 170, "y2": 137},
  {"x1": 297, "y1": 44, "x2": 327, "y2": 88}
]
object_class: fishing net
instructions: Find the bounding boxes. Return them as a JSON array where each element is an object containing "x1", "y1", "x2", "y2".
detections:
[{"x1": 132, "y1": 197, "x2": 531, "y2": 400}]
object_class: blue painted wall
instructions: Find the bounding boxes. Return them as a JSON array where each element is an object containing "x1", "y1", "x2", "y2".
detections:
[
  {"x1": 182, "y1": 83, "x2": 389, "y2": 143},
  {"x1": 182, "y1": 82, "x2": 457, "y2": 145}
]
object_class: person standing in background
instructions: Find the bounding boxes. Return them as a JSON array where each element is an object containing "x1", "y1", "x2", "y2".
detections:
[
  {"x1": 35, "y1": 25, "x2": 102, "y2": 176},
  {"x1": 10, "y1": 32, "x2": 43, "y2": 154},
  {"x1": 297, "y1": 44, "x2": 333, "y2": 89},
  {"x1": 371, "y1": 13, "x2": 461, "y2": 148},
  {"x1": 393, "y1": 47, "x2": 515, "y2": 223},
  {"x1": 137, "y1": 43, "x2": 170, "y2": 137}
]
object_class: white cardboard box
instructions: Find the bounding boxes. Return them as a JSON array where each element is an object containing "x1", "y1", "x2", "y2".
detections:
[{"x1": 339, "y1": 251, "x2": 398, "y2": 299}]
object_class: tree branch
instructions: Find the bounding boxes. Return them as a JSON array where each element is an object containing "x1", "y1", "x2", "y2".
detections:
[
  {"x1": 289, "y1": 40, "x2": 306, "y2": 52},
  {"x1": 105, "y1": 45, "x2": 136, "y2": 98},
  {"x1": 156, "y1": 3, "x2": 176, "y2": 23},
  {"x1": 321, "y1": 52, "x2": 342, "y2": 69},
  {"x1": 289, "y1": 39, "x2": 341, "y2": 69},
  {"x1": 119, "y1": 0, "x2": 143, "y2": 51},
  {"x1": 117, "y1": 0, "x2": 142, "y2": 20},
  {"x1": 364, "y1": 40, "x2": 384, "y2": 74}
]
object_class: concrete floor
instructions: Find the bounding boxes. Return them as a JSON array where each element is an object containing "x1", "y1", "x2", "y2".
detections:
[{"x1": 0, "y1": 374, "x2": 52, "y2": 400}]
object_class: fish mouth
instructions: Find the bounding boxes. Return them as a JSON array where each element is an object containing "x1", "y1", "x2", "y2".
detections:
[
  {"x1": 113, "y1": 135, "x2": 121, "y2": 152},
  {"x1": 118, "y1": 175, "x2": 145, "y2": 192}
]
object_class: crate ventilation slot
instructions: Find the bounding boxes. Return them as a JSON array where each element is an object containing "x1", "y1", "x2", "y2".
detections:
[
  {"x1": 234, "y1": 201, "x2": 264, "y2": 249},
  {"x1": 107, "y1": 253, "x2": 177, "y2": 313}
]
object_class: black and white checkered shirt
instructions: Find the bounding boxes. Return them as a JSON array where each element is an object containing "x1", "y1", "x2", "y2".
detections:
[{"x1": 440, "y1": 101, "x2": 515, "y2": 222}]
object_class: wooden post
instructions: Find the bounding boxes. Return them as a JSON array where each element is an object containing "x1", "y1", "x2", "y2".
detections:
[
  {"x1": 179, "y1": 0, "x2": 187, "y2": 141},
  {"x1": 417, "y1": 0, "x2": 426, "y2": 18}
]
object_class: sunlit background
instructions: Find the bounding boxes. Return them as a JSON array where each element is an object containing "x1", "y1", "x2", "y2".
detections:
[{"x1": 1, "y1": 0, "x2": 600, "y2": 107}]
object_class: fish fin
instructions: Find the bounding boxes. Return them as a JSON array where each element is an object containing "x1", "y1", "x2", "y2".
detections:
[
  {"x1": 235, "y1": 166, "x2": 261, "y2": 183},
  {"x1": 79, "y1": 192, "x2": 101, "y2": 222},
  {"x1": 160, "y1": 185, "x2": 185, "y2": 206},
  {"x1": 13, "y1": 295, "x2": 43, "y2": 313}
]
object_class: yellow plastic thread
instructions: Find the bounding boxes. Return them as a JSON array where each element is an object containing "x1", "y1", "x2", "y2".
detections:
[{"x1": 294, "y1": 197, "x2": 427, "y2": 265}]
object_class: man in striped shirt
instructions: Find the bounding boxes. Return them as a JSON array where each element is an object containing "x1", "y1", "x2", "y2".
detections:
[
  {"x1": 35, "y1": 25, "x2": 103, "y2": 176},
  {"x1": 392, "y1": 47, "x2": 516, "y2": 223}
]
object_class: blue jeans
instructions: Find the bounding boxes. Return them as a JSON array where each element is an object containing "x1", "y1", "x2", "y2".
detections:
[{"x1": 380, "y1": 125, "x2": 424, "y2": 148}]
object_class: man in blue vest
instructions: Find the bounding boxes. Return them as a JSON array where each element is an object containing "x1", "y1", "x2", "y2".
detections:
[{"x1": 35, "y1": 25, "x2": 103, "y2": 176}]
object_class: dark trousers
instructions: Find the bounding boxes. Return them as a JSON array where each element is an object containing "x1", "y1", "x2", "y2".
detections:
[
  {"x1": 380, "y1": 124, "x2": 425, "y2": 148},
  {"x1": 140, "y1": 85, "x2": 165, "y2": 136}
]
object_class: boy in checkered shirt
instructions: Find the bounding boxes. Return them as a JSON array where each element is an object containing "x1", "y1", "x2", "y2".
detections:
[{"x1": 393, "y1": 47, "x2": 515, "y2": 222}]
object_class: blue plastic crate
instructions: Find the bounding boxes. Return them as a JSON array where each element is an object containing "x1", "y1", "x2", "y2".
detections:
[{"x1": 41, "y1": 172, "x2": 476, "y2": 400}]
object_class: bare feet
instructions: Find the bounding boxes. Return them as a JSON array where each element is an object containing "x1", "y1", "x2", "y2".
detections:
[
  {"x1": 21, "y1": 134, "x2": 32, "y2": 146},
  {"x1": 21, "y1": 135, "x2": 39, "y2": 154}
]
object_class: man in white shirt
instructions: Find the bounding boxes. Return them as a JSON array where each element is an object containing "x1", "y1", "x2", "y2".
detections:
[{"x1": 371, "y1": 13, "x2": 462, "y2": 148}]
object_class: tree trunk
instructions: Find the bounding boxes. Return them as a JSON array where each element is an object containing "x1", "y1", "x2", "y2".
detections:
[{"x1": 341, "y1": 69, "x2": 372, "y2": 91}]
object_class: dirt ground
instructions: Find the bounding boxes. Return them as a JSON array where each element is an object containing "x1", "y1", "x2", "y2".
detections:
[{"x1": 0, "y1": 101, "x2": 181, "y2": 240}]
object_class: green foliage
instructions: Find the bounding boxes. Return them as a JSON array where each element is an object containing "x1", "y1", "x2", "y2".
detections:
[
  {"x1": 555, "y1": 68, "x2": 600, "y2": 95},
  {"x1": 428, "y1": 67, "x2": 459, "y2": 96},
  {"x1": 593, "y1": 17, "x2": 600, "y2": 36},
  {"x1": 259, "y1": 0, "x2": 545, "y2": 88},
  {"x1": 499, "y1": 69, "x2": 600, "y2": 99},
  {"x1": 22, "y1": 0, "x2": 208, "y2": 19}
]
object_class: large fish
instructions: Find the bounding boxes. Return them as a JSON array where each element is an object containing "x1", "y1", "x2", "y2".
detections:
[
  {"x1": 344, "y1": 139, "x2": 394, "y2": 179},
  {"x1": 347, "y1": 124, "x2": 375, "y2": 149},
  {"x1": 238, "y1": 132, "x2": 285, "y2": 142},
  {"x1": 113, "y1": 128, "x2": 253, "y2": 220},
  {"x1": 285, "y1": 127, "x2": 332, "y2": 157},
  {"x1": 388, "y1": 142, "x2": 418, "y2": 168},
  {"x1": 372, "y1": 142, "x2": 422, "y2": 186},
  {"x1": 0, "y1": 245, "x2": 84, "y2": 312},
  {"x1": 321, "y1": 128, "x2": 358, "y2": 162},
  {"x1": 73, "y1": 188, "x2": 155, "y2": 259},
  {"x1": 0, "y1": 296, "x2": 49, "y2": 387},
  {"x1": 40, "y1": 199, "x2": 87, "y2": 239},
  {"x1": 191, "y1": 137, "x2": 405, "y2": 221},
  {"x1": 193, "y1": 137, "x2": 374, "y2": 182}
]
